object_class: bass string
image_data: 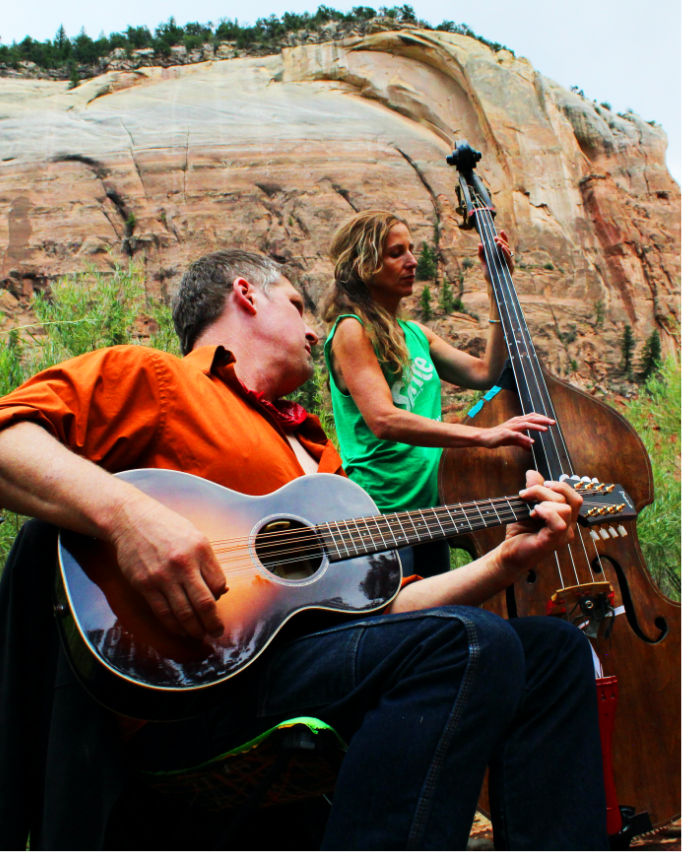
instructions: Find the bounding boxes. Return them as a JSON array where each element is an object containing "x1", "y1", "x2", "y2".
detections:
[
  {"x1": 477, "y1": 204, "x2": 602, "y2": 587},
  {"x1": 475, "y1": 206, "x2": 606, "y2": 582},
  {"x1": 476, "y1": 199, "x2": 599, "y2": 586},
  {"x1": 472, "y1": 202, "x2": 572, "y2": 589}
]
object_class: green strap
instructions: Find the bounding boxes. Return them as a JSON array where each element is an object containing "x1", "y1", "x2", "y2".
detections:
[{"x1": 140, "y1": 716, "x2": 346, "y2": 778}]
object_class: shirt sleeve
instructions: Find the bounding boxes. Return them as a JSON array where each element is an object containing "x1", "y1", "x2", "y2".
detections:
[{"x1": 0, "y1": 345, "x2": 165, "y2": 472}]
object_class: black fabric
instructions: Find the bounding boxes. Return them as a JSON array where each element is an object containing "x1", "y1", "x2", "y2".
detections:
[{"x1": 0, "y1": 519, "x2": 127, "y2": 850}]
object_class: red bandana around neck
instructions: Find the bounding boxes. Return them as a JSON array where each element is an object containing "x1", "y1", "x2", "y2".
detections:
[{"x1": 237, "y1": 379, "x2": 308, "y2": 432}]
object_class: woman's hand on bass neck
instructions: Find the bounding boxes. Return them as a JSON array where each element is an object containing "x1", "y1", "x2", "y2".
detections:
[{"x1": 479, "y1": 229, "x2": 515, "y2": 284}]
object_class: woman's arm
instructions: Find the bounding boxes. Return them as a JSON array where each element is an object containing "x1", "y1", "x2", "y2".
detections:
[
  {"x1": 330, "y1": 318, "x2": 552, "y2": 450},
  {"x1": 386, "y1": 472, "x2": 581, "y2": 612}
]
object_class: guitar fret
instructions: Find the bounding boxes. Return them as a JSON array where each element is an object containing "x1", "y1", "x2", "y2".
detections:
[
  {"x1": 335, "y1": 520, "x2": 351, "y2": 558},
  {"x1": 429, "y1": 508, "x2": 447, "y2": 538},
  {"x1": 325, "y1": 522, "x2": 343, "y2": 560},
  {"x1": 372, "y1": 517, "x2": 389, "y2": 550},
  {"x1": 488, "y1": 499, "x2": 502, "y2": 524},
  {"x1": 417, "y1": 509, "x2": 433, "y2": 540},
  {"x1": 506, "y1": 498, "x2": 518, "y2": 522},
  {"x1": 406, "y1": 511, "x2": 420, "y2": 544},
  {"x1": 352, "y1": 518, "x2": 367, "y2": 557},
  {"x1": 393, "y1": 514, "x2": 409, "y2": 547},
  {"x1": 381, "y1": 514, "x2": 400, "y2": 549},
  {"x1": 474, "y1": 503, "x2": 487, "y2": 529},
  {"x1": 362, "y1": 517, "x2": 379, "y2": 552},
  {"x1": 443, "y1": 504, "x2": 471, "y2": 533}
]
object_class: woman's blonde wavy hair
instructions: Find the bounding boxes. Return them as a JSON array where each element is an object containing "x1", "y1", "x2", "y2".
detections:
[{"x1": 323, "y1": 210, "x2": 410, "y2": 378}]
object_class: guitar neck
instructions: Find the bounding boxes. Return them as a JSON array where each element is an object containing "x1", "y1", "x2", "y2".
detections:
[{"x1": 318, "y1": 495, "x2": 531, "y2": 562}]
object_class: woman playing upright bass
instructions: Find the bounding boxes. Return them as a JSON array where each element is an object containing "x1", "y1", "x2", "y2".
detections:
[{"x1": 323, "y1": 210, "x2": 554, "y2": 576}]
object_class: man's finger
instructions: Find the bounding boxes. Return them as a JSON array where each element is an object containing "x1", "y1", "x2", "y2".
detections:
[
  {"x1": 200, "y1": 546, "x2": 228, "y2": 599},
  {"x1": 164, "y1": 583, "x2": 209, "y2": 641},
  {"x1": 145, "y1": 589, "x2": 189, "y2": 638},
  {"x1": 530, "y1": 501, "x2": 572, "y2": 535},
  {"x1": 184, "y1": 576, "x2": 225, "y2": 638},
  {"x1": 520, "y1": 482, "x2": 569, "y2": 506}
]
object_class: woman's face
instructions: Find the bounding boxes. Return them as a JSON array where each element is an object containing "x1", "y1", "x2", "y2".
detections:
[{"x1": 369, "y1": 223, "x2": 417, "y2": 309}]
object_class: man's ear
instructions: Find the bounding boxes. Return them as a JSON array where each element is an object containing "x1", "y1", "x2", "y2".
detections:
[{"x1": 231, "y1": 277, "x2": 258, "y2": 316}]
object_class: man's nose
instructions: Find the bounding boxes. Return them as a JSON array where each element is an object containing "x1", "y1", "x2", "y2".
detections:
[{"x1": 305, "y1": 326, "x2": 319, "y2": 346}]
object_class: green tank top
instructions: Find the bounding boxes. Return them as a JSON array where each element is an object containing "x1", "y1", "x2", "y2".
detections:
[{"x1": 324, "y1": 314, "x2": 442, "y2": 513}]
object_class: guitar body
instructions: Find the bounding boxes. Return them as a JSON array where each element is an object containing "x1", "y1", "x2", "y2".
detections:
[{"x1": 55, "y1": 470, "x2": 402, "y2": 720}]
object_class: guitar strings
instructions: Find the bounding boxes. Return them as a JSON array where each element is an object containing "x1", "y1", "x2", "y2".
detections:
[
  {"x1": 206, "y1": 496, "x2": 611, "y2": 574},
  {"x1": 204, "y1": 493, "x2": 608, "y2": 556},
  {"x1": 211, "y1": 505, "x2": 529, "y2": 576},
  {"x1": 205, "y1": 494, "x2": 531, "y2": 550}
]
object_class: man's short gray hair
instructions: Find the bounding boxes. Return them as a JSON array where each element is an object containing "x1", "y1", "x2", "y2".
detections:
[{"x1": 173, "y1": 250, "x2": 282, "y2": 355}]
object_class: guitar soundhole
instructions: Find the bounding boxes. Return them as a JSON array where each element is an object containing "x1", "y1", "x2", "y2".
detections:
[{"x1": 255, "y1": 519, "x2": 324, "y2": 581}]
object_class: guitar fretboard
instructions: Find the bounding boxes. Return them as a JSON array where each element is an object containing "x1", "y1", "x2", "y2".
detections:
[{"x1": 316, "y1": 496, "x2": 531, "y2": 561}]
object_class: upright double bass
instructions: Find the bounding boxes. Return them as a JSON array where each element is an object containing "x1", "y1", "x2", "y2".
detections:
[{"x1": 439, "y1": 142, "x2": 680, "y2": 843}]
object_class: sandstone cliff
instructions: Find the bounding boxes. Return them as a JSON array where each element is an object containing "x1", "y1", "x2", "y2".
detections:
[{"x1": 0, "y1": 29, "x2": 679, "y2": 385}]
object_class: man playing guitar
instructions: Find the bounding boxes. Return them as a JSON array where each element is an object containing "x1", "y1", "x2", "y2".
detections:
[{"x1": 0, "y1": 250, "x2": 608, "y2": 849}]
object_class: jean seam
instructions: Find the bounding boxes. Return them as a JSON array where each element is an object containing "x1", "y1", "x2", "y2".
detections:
[{"x1": 406, "y1": 613, "x2": 481, "y2": 850}]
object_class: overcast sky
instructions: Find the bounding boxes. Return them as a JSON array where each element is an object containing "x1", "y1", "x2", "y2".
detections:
[{"x1": 3, "y1": 0, "x2": 680, "y2": 182}]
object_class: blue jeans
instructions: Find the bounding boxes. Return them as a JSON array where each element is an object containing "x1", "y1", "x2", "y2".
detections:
[{"x1": 130, "y1": 607, "x2": 608, "y2": 850}]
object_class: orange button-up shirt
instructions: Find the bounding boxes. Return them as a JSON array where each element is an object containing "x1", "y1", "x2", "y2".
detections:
[{"x1": 0, "y1": 344, "x2": 344, "y2": 487}]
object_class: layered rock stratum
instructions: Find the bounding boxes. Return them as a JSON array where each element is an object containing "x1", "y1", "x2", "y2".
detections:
[{"x1": 0, "y1": 29, "x2": 679, "y2": 384}]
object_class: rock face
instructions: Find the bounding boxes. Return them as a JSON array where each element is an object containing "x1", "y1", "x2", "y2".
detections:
[{"x1": 0, "y1": 29, "x2": 679, "y2": 383}]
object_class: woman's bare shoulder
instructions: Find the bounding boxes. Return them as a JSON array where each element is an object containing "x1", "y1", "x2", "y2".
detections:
[{"x1": 333, "y1": 315, "x2": 369, "y2": 344}]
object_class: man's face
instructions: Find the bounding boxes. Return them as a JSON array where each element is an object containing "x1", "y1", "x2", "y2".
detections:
[{"x1": 255, "y1": 277, "x2": 318, "y2": 396}]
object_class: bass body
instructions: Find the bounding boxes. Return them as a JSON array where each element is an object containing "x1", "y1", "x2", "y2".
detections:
[{"x1": 440, "y1": 141, "x2": 680, "y2": 835}]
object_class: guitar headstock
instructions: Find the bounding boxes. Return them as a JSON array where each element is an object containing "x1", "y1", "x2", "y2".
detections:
[{"x1": 567, "y1": 475, "x2": 637, "y2": 538}]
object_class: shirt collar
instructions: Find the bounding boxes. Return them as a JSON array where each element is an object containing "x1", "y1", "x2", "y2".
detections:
[{"x1": 183, "y1": 345, "x2": 235, "y2": 376}]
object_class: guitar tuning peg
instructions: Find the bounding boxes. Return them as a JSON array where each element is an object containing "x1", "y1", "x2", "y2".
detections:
[
  {"x1": 559, "y1": 474, "x2": 570, "y2": 482},
  {"x1": 591, "y1": 478, "x2": 600, "y2": 484},
  {"x1": 608, "y1": 527, "x2": 618, "y2": 538},
  {"x1": 569, "y1": 475, "x2": 581, "y2": 482},
  {"x1": 590, "y1": 530, "x2": 600, "y2": 542},
  {"x1": 617, "y1": 526, "x2": 628, "y2": 537},
  {"x1": 599, "y1": 528, "x2": 610, "y2": 540},
  {"x1": 581, "y1": 476, "x2": 592, "y2": 483}
]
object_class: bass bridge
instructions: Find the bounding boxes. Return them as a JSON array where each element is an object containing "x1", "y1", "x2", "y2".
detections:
[{"x1": 546, "y1": 582, "x2": 616, "y2": 638}]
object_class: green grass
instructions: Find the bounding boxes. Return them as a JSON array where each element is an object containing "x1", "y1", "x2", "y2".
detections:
[
  {"x1": 0, "y1": 261, "x2": 178, "y2": 569},
  {"x1": 622, "y1": 358, "x2": 681, "y2": 600}
]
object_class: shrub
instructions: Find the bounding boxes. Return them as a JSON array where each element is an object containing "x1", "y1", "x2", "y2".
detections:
[
  {"x1": 419, "y1": 284, "x2": 432, "y2": 320},
  {"x1": 620, "y1": 324, "x2": 636, "y2": 377},
  {"x1": 543, "y1": 262, "x2": 554, "y2": 271},
  {"x1": 416, "y1": 243, "x2": 437, "y2": 281},
  {"x1": 438, "y1": 277, "x2": 456, "y2": 314},
  {"x1": 637, "y1": 329, "x2": 662, "y2": 381},
  {"x1": 594, "y1": 299, "x2": 605, "y2": 327}
]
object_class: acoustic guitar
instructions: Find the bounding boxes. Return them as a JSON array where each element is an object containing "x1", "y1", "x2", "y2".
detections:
[{"x1": 55, "y1": 468, "x2": 635, "y2": 719}]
